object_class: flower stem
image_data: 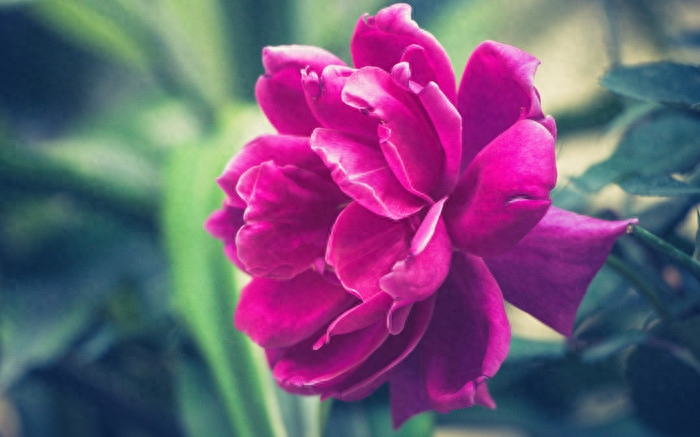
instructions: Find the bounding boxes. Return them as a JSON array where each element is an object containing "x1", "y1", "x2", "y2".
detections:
[
  {"x1": 626, "y1": 223, "x2": 700, "y2": 281},
  {"x1": 606, "y1": 254, "x2": 675, "y2": 324}
]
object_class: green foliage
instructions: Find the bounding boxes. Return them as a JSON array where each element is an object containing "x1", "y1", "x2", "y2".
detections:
[
  {"x1": 602, "y1": 62, "x2": 700, "y2": 110},
  {"x1": 576, "y1": 110, "x2": 700, "y2": 193}
]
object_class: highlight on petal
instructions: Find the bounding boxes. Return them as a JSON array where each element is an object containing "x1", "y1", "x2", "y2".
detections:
[
  {"x1": 484, "y1": 207, "x2": 635, "y2": 336},
  {"x1": 444, "y1": 119, "x2": 557, "y2": 257},
  {"x1": 389, "y1": 252, "x2": 510, "y2": 426},
  {"x1": 326, "y1": 201, "x2": 415, "y2": 300},
  {"x1": 236, "y1": 161, "x2": 347, "y2": 280},
  {"x1": 205, "y1": 204, "x2": 245, "y2": 270},
  {"x1": 351, "y1": 3, "x2": 456, "y2": 101},
  {"x1": 217, "y1": 135, "x2": 327, "y2": 208},
  {"x1": 311, "y1": 128, "x2": 426, "y2": 220},
  {"x1": 343, "y1": 67, "x2": 445, "y2": 200},
  {"x1": 302, "y1": 65, "x2": 378, "y2": 139},
  {"x1": 255, "y1": 45, "x2": 346, "y2": 135},
  {"x1": 457, "y1": 40, "x2": 551, "y2": 168},
  {"x1": 235, "y1": 270, "x2": 356, "y2": 349}
]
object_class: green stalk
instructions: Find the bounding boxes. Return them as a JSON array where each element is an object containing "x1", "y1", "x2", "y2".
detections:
[{"x1": 626, "y1": 224, "x2": 700, "y2": 281}]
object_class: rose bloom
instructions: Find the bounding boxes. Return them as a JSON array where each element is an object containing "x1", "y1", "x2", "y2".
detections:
[{"x1": 206, "y1": 3, "x2": 632, "y2": 427}]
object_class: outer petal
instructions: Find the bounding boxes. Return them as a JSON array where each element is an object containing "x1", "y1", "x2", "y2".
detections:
[
  {"x1": 343, "y1": 67, "x2": 444, "y2": 200},
  {"x1": 255, "y1": 45, "x2": 346, "y2": 135},
  {"x1": 302, "y1": 65, "x2": 378, "y2": 139},
  {"x1": 351, "y1": 3, "x2": 456, "y2": 101},
  {"x1": 314, "y1": 292, "x2": 394, "y2": 350},
  {"x1": 218, "y1": 135, "x2": 327, "y2": 208},
  {"x1": 444, "y1": 119, "x2": 556, "y2": 257},
  {"x1": 204, "y1": 204, "x2": 245, "y2": 270},
  {"x1": 380, "y1": 199, "x2": 452, "y2": 308},
  {"x1": 235, "y1": 271, "x2": 356, "y2": 348},
  {"x1": 236, "y1": 161, "x2": 347, "y2": 280},
  {"x1": 484, "y1": 207, "x2": 635, "y2": 336},
  {"x1": 311, "y1": 128, "x2": 426, "y2": 220},
  {"x1": 389, "y1": 252, "x2": 510, "y2": 426},
  {"x1": 458, "y1": 40, "x2": 553, "y2": 168},
  {"x1": 271, "y1": 320, "x2": 390, "y2": 395},
  {"x1": 327, "y1": 295, "x2": 436, "y2": 402},
  {"x1": 326, "y1": 201, "x2": 415, "y2": 300}
]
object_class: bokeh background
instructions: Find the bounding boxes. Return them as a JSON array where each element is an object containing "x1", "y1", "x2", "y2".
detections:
[{"x1": 1, "y1": 1, "x2": 700, "y2": 436}]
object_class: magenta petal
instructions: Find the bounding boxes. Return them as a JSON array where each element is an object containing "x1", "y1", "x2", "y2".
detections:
[
  {"x1": 351, "y1": 3, "x2": 455, "y2": 101},
  {"x1": 343, "y1": 67, "x2": 444, "y2": 200},
  {"x1": 444, "y1": 119, "x2": 557, "y2": 257},
  {"x1": 327, "y1": 201, "x2": 414, "y2": 300},
  {"x1": 204, "y1": 204, "x2": 245, "y2": 270},
  {"x1": 236, "y1": 161, "x2": 346, "y2": 280},
  {"x1": 458, "y1": 40, "x2": 549, "y2": 168},
  {"x1": 272, "y1": 320, "x2": 390, "y2": 395},
  {"x1": 416, "y1": 82, "x2": 462, "y2": 194},
  {"x1": 423, "y1": 253, "x2": 509, "y2": 410},
  {"x1": 255, "y1": 45, "x2": 346, "y2": 135},
  {"x1": 235, "y1": 271, "x2": 356, "y2": 348},
  {"x1": 328, "y1": 295, "x2": 436, "y2": 402},
  {"x1": 380, "y1": 199, "x2": 452, "y2": 306},
  {"x1": 217, "y1": 135, "x2": 327, "y2": 208},
  {"x1": 302, "y1": 65, "x2": 378, "y2": 139},
  {"x1": 485, "y1": 207, "x2": 634, "y2": 336},
  {"x1": 315, "y1": 292, "x2": 394, "y2": 349},
  {"x1": 311, "y1": 128, "x2": 426, "y2": 220}
]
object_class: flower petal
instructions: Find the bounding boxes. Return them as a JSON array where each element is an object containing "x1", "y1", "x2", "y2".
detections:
[
  {"x1": 444, "y1": 119, "x2": 556, "y2": 257},
  {"x1": 343, "y1": 67, "x2": 444, "y2": 200},
  {"x1": 271, "y1": 319, "x2": 390, "y2": 395},
  {"x1": 380, "y1": 199, "x2": 452, "y2": 307},
  {"x1": 389, "y1": 252, "x2": 510, "y2": 426},
  {"x1": 326, "y1": 201, "x2": 414, "y2": 300},
  {"x1": 457, "y1": 40, "x2": 552, "y2": 169},
  {"x1": 311, "y1": 128, "x2": 426, "y2": 220},
  {"x1": 255, "y1": 45, "x2": 346, "y2": 135},
  {"x1": 236, "y1": 161, "x2": 347, "y2": 280},
  {"x1": 204, "y1": 204, "x2": 245, "y2": 270},
  {"x1": 217, "y1": 135, "x2": 327, "y2": 208},
  {"x1": 314, "y1": 292, "x2": 394, "y2": 350},
  {"x1": 484, "y1": 207, "x2": 634, "y2": 336},
  {"x1": 351, "y1": 3, "x2": 455, "y2": 101},
  {"x1": 302, "y1": 65, "x2": 378, "y2": 139},
  {"x1": 327, "y1": 295, "x2": 436, "y2": 402},
  {"x1": 235, "y1": 271, "x2": 356, "y2": 348}
]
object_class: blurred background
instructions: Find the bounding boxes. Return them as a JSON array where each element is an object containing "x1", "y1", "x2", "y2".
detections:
[{"x1": 1, "y1": 0, "x2": 700, "y2": 436}]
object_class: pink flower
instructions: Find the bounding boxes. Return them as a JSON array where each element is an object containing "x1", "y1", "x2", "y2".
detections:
[{"x1": 206, "y1": 3, "x2": 633, "y2": 427}]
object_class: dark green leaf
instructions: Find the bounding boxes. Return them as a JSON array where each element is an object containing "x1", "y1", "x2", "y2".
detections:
[
  {"x1": 601, "y1": 62, "x2": 700, "y2": 109},
  {"x1": 0, "y1": 217, "x2": 161, "y2": 389},
  {"x1": 617, "y1": 174, "x2": 700, "y2": 196},
  {"x1": 575, "y1": 110, "x2": 700, "y2": 192}
]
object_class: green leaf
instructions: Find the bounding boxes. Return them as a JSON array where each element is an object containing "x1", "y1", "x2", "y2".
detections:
[
  {"x1": 163, "y1": 127, "x2": 288, "y2": 437},
  {"x1": 601, "y1": 62, "x2": 700, "y2": 109},
  {"x1": 506, "y1": 336, "x2": 566, "y2": 361},
  {"x1": 0, "y1": 214, "x2": 160, "y2": 389},
  {"x1": 575, "y1": 110, "x2": 700, "y2": 192},
  {"x1": 138, "y1": 0, "x2": 234, "y2": 107},
  {"x1": 176, "y1": 352, "x2": 237, "y2": 437},
  {"x1": 693, "y1": 211, "x2": 700, "y2": 262},
  {"x1": 31, "y1": 0, "x2": 150, "y2": 69},
  {"x1": 617, "y1": 174, "x2": 700, "y2": 196},
  {"x1": 581, "y1": 330, "x2": 647, "y2": 362}
]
